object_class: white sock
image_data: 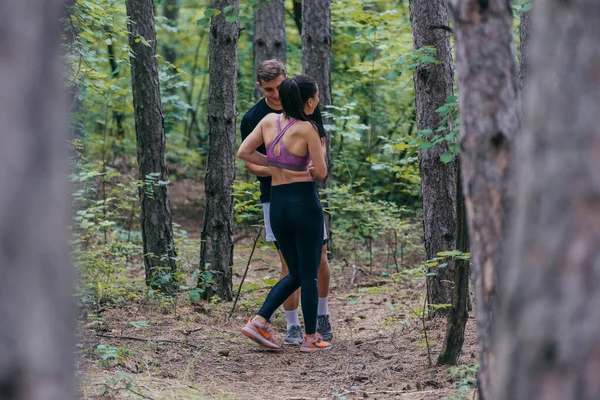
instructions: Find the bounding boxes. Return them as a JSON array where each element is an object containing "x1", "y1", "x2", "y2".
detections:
[
  {"x1": 285, "y1": 309, "x2": 300, "y2": 329},
  {"x1": 318, "y1": 297, "x2": 329, "y2": 316}
]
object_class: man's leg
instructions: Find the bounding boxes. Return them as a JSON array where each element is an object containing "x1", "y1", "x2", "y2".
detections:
[
  {"x1": 277, "y1": 251, "x2": 302, "y2": 345},
  {"x1": 317, "y1": 244, "x2": 330, "y2": 298},
  {"x1": 316, "y1": 237, "x2": 333, "y2": 341}
]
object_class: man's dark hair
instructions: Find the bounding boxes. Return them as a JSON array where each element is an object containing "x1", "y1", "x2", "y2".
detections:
[{"x1": 256, "y1": 59, "x2": 286, "y2": 83}]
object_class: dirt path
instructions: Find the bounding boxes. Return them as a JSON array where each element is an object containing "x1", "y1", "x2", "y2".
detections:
[
  {"x1": 77, "y1": 239, "x2": 478, "y2": 400},
  {"x1": 77, "y1": 178, "x2": 478, "y2": 399}
]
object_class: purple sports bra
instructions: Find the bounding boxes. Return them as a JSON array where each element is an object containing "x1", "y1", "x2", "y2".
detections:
[{"x1": 266, "y1": 115, "x2": 311, "y2": 172}]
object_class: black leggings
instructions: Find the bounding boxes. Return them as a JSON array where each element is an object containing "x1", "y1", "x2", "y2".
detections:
[{"x1": 257, "y1": 181, "x2": 323, "y2": 334}]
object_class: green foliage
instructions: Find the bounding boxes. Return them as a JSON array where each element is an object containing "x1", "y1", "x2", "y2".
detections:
[
  {"x1": 95, "y1": 344, "x2": 131, "y2": 368},
  {"x1": 232, "y1": 180, "x2": 262, "y2": 223},
  {"x1": 189, "y1": 267, "x2": 215, "y2": 303},
  {"x1": 325, "y1": 181, "x2": 421, "y2": 265},
  {"x1": 442, "y1": 364, "x2": 479, "y2": 400},
  {"x1": 411, "y1": 95, "x2": 459, "y2": 164}
]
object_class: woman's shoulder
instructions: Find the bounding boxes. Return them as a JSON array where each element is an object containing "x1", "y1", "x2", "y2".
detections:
[
  {"x1": 295, "y1": 119, "x2": 319, "y2": 135},
  {"x1": 260, "y1": 112, "x2": 279, "y2": 126}
]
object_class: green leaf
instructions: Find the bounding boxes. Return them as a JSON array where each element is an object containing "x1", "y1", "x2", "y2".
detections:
[
  {"x1": 440, "y1": 152, "x2": 454, "y2": 163},
  {"x1": 197, "y1": 17, "x2": 210, "y2": 25},
  {"x1": 225, "y1": 14, "x2": 238, "y2": 23},
  {"x1": 189, "y1": 289, "x2": 201, "y2": 303},
  {"x1": 204, "y1": 8, "x2": 221, "y2": 17},
  {"x1": 223, "y1": 5, "x2": 234, "y2": 13}
]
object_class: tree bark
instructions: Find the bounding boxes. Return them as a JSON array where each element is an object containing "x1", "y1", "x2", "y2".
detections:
[
  {"x1": 254, "y1": 0, "x2": 286, "y2": 99},
  {"x1": 302, "y1": 0, "x2": 332, "y2": 242},
  {"x1": 125, "y1": 0, "x2": 178, "y2": 295},
  {"x1": 409, "y1": 0, "x2": 457, "y2": 313},
  {"x1": 199, "y1": 0, "x2": 239, "y2": 301},
  {"x1": 437, "y1": 160, "x2": 470, "y2": 365},
  {"x1": 495, "y1": 1, "x2": 600, "y2": 399},
  {"x1": 449, "y1": 0, "x2": 520, "y2": 398},
  {"x1": 0, "y1": 0, "x2": 73, "y2": 398}
]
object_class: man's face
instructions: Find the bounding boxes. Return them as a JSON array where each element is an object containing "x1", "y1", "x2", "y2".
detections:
[{"x1": 257, "y1": 75, "x2": 286, "y2": 110}]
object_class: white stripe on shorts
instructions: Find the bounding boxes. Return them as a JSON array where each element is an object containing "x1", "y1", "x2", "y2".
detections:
[{"x1": 261, "y1": 202, "x2": 328, "y2": 243}]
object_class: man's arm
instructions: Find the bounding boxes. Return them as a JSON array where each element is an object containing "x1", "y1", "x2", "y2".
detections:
[
  {"x1": 241, "y1": 114, "x2": 271, "y2": 178},
  {"x1": 245, "y1": 161, "x2": 271, "y2": 177}
]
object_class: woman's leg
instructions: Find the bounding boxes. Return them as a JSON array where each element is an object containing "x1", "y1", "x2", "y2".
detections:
[
  {"x1": 296, "y1": 211, "x2": 323, "y2": 335},
  {"x1": 256, "y1": 202, "x2": 302, "y2": 322}
]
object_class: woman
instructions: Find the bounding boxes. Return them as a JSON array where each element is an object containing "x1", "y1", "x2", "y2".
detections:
[{"x1": 237, "y1": 75, "x2": 332, "y2": 352}]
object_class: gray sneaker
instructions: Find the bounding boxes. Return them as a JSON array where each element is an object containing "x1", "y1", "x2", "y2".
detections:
[
  {"x1": 317, "y1": 315, "x2": 333, "y2": 342},
  {"x1": 284, "y1": 325, "x2": 303, "y2": 346}
]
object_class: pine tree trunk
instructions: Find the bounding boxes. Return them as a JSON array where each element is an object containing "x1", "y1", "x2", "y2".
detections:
[
  {"x1": 199, "y1": 0, "x2": 239, "y2": 301},
  {"x1": 409, "y1": 0, "x2": 457, "y2": 313},
  {"x1": 437, "y1": 160, "x2": 470, "y2": 364},
  {"x1": 0, "y1": 1, "x2": 73, "y2": 398},
  {"x1": 450, "y1": 0, "x2": 520, "y2": 398},
  {"x1": 126, "y1": 0, "x2": 178, "y2": 295},
  {"x1": 496, "y1": 1, "x2": 600, "y2": 399},
  {"x1": 302, "y1": 0, "x2": 332, "y2": 241},
  {"x1": 254, "y1": 0, "x2": 285, "y2": 99}
]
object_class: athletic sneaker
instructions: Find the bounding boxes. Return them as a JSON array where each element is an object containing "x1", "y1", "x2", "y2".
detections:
[
  {"x1": 300, "y1": 333, "x2": 332, "y2": 353},
  {"x1": 317, "y1": 314, "x2": 333, "y2": 342},
  {"x1": 241, "y1": 318, "x2": 282, "y2": 350},
  {"x1": 284, "y1": 325, "x2": 303, "y2": 346}
]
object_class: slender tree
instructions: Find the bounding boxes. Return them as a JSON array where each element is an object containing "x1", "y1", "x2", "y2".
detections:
[
  {"x1": 292, "y1": 0, "x2": 302, "y2": 36},
  {"x1": 0, "y1": 0, "x2": 73, "y2": 398},
  {"x1": 254, "y1": 0, "x2": 286, "y2": 99},
  {"x1": 408, "y1": 0, "x2": 457, "y2": 312},
  {"x1": 125, "y1": 0, "x2": 178, "y2": 294},
  {"x1": 437, "y1": 160, "x2": 470, "y2": 364},
  {"x1": 162, "y1": 0, "x2": 180, "y2": 66},
  {"x1": 199, "y1": 0, "x2": 239, "y2": 301},
  {"x1": 302, "y1": 0, "x2": 332, "y2": 237},
  {"x1": 495, "y1": 1, "x2": 600, "y2": 398},
  {"x1": 450, "y1": 0, "x2": 520, "y2": 397}
]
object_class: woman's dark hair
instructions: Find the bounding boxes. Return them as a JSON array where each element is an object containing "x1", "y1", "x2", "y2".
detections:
[{"x1": 279, "y1": 75, "x2": 318, "y2": 122}]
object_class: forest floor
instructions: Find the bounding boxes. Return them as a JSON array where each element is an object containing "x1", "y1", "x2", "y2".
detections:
[{"x1": 76, "y1": 179, "x2": 479, "y2": 400}]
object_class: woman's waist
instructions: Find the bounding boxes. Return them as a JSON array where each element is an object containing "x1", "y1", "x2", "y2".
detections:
[
  {"x1": 269, "y1": 181, "x2": 320, "y2": 204},
  {"x1": 270, "y1": 169, "x2": 314, "y2": 186}
]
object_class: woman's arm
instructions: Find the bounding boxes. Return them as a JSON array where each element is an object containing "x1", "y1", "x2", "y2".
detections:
[
  {"x1": 306, "y1": 124, "x2": 327, "y2": 179},
  {"x1": 237, "y1": 121, "x2": 268, "y2": 166}
]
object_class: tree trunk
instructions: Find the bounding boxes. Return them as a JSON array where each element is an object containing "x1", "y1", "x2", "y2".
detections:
[
  {"x1": 518, "y1": 6, "x2": 532, "y2": 83},
  {"x1": 199, "y1": 0, "x2": 239, "y2": 301},
  {"x1": 105, "y1": 27, "x2": 126, "y2": 140},
  {"x1": 495, "y1": 1, "x2": 600, "y2": 399},
  {"x1": 0, "y1": 1, "x2": 73, "y2": 398},
  {"x1": 450, "y1": 0, "x2": 520, "y2": 398},
  {"x1": 293, "y1": 0, "x2": 302, "y2": 36},
  {"x1": 125, "y1": 0, "x2": 178, "y2": 295},
  {"x1": 302, "y1": 0, "x2": 332, "y2": 242},
  {"x1": 254, "y1": 0, "x2": 286, "y2": 99},
  {"x1": 409, "y1": 0, "x2": 457, "y2": 313},
  {"x1": 437, "y1": 160, "x2": 470, "y2": 365}
]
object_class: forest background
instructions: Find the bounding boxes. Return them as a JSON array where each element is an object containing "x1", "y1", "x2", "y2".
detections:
[{"x1": 9, "y1": 0, "x2": 593, "y2": 398}]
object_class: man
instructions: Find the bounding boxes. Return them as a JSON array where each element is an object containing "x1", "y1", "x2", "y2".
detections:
[{"x1": 240, "y1": 59, "x2": 333, "y2": 345}]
